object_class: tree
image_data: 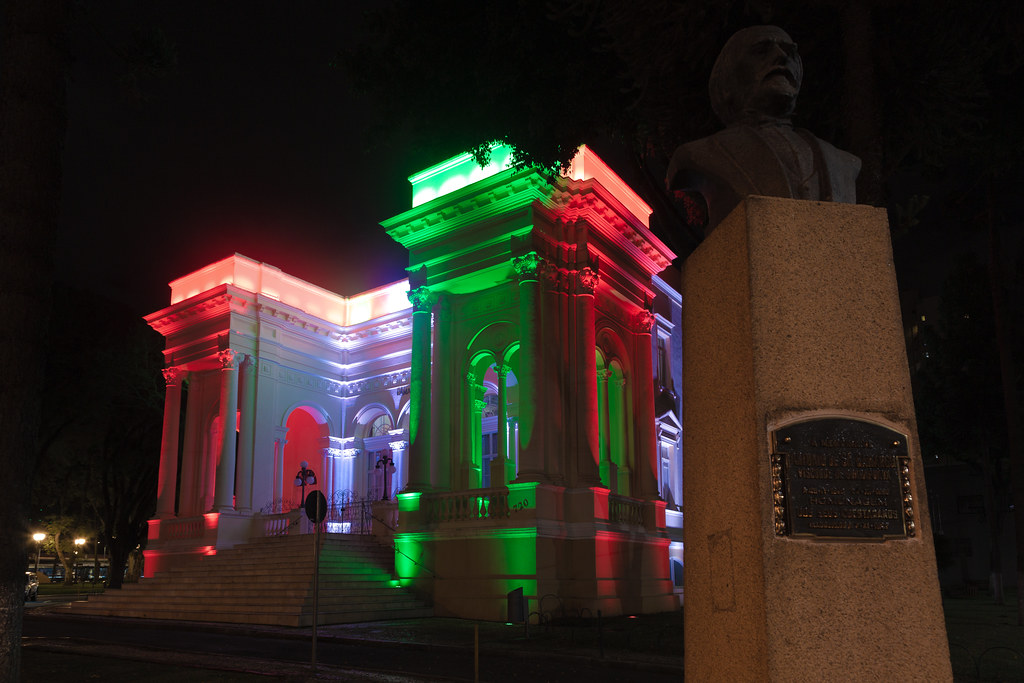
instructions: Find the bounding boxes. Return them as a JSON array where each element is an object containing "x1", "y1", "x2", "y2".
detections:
[
  {"x1": 341, "y1": 1, "x2": 1017, "y2": 217},
  {"x1": 0, "y1": 1, "x2": 68, "y2": 679},
  {"x1": 912, "y1": 257, "x2": 1017, "y2": 601},
  {"x1": 31, "y1": 287, "x2": 163, "y2": 589}
]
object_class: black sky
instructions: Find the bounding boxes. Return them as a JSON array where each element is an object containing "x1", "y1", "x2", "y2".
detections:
[
  {"x1": 58, "y1": 1, "x2": 412, "y2": 316},
  {"x1": 57, "y1": 2, "x2": 1015, "y2": 321}
]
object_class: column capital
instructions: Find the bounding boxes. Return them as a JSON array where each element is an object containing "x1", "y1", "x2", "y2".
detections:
[
  {"x1": 240, "y1": 353, "x2": 257, "y2": 375},
  {"x1": 162, "y1": 366, "x2": 185, "y2": 386},
  {"x1": 496, "y1": 363, "x2": 512, "y2": 380},
  {"x1": 407, "y1": 286, "x2": 437, "y2": 312},
  {"x1": 512, "y1": 252, "x2": 543, "y2": 283},
  {"x1": 576, "y1": 267, "x2": 599, "y2": 295},
  {"x1": 632, "y1": 309, "x2": 655, "y2": 334},
  {"x1": 540, "y1": 262, "x2": 562, "y2": 291},
  {"x1": 474, "y1": 398, "x2": 488, "y2": 413},
  {"x1": 597, "y1": 368, "x2": 612, "y2": 383},
  {"x1": 218, "y1": 348, "x2": 239, "y2": 369},
  {"x1": 388, "y1": 440, "x2": 409, "y2": 451}
]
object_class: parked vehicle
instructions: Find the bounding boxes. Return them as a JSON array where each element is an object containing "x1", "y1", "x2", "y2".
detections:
[{"x1": 24, "y1": 572, "x2": 39, "y2": 601}]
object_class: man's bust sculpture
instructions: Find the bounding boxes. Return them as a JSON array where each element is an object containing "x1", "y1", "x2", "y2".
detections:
[{"x1": 667, "y1": 26, "x2": 860, "y2": 233}]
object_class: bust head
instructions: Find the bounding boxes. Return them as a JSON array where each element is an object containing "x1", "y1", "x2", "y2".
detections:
[{"x1": 709, "y1": 25, "x2": 803, "y2": 126}]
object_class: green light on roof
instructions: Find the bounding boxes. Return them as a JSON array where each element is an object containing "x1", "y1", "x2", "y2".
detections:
[{"x1": 409, "y1": 144, "x2": 514, "y2": 208}]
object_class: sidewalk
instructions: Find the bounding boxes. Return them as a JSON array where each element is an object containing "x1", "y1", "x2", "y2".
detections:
[{"x1": 23, "y1": 599, "x2": 683, "y2": 682}]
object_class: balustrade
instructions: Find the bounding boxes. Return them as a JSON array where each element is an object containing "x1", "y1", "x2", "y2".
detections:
[
  {"x1": 608, "y1": 494, "x2": 645, "y2": 526},
  {"x1": 428, "y1": 488, "x2": 511, "y2": 523}
]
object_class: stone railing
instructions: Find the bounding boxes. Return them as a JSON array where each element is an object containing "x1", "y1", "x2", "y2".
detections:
[
  {"x1": 428, "y1": 488, "x2": 510, "y2": 523},
  {"x1": 609, "y1": 494, "x2": 645, "y2": 526},
  {"x1": 257, "y1": 510, "x2": 299, "y2": 537}
]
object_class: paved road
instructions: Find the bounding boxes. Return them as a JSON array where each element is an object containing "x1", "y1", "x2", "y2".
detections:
[{"x1": 23, "y1": 613, "x2": 680, "y2": 682}]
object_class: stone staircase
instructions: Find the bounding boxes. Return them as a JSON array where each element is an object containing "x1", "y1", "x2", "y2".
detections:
[{"x1": 70, "y1": 534, "x2": 432, "y2": 626}]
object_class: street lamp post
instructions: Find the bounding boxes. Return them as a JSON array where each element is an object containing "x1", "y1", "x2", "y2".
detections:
[
  {"x1": 294, "y1": 461, "x2": 317, "y2": 509},
  {"x1": 74, "y1": 538, "x2": 85, "y2": 584},
  {"x1": 295, "y1": 461, "x2": 317, "y2": 534},
  {"x1": 32, "y1": 533, "x2": 45, "y2": 575}
]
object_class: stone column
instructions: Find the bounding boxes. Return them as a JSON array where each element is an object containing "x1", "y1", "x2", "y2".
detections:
[
  {"x1": 156, "y1": 367, "x2": 185, "y2": 518},
  {"x1": 389, "y1": 440, "x2": 408, "y2": 495},
  {"x1": 272, "y1": 426, "x2": 288, "y2": 513},
  {"x1": 406, "y1": 286, "x2": 435, "y2": 491},
  {"x1": 464, "y1": 373, "x2": 485, "y2": 489},
  {"x1": 494, "y1": 363, "x2": 512, "y2": 486},
  {"x1": 633, "y1": 309, "x2": 659, "y2": 500},
  {"x1": 341, "y1": 447, "x2": 360, "y2": 496},
  {"x1": 213, "y1": 349, "x2": 240, "y2": 512},
  {"x1": 575, "y1": 266, "x2": 601, "y2": 486},
  {"x1": 234, "y1": 354, "x2": 257, "y2": 513},
  {"x1": 432, "y1": 294, "x2": 452, "y2": 491},
  {"x1": 541, "y1": 262, "x2": 564, "y2": 483},
  {"x1": 597, "y1": 368, "x2": 612, "y2": 490},
  {"x1": 513, "y1": 252, "x2": 545, "y2": 482},
  {"x1": 613, "y1": 376, "x2": 628, "y2": 495}
]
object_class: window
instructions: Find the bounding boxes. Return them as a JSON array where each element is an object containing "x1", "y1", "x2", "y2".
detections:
[{"x1": 369, "y1": 414, "x2": 393, "y2": 437}]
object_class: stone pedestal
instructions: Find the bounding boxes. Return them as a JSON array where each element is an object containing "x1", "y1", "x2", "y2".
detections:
[{"x1": 681, "y1": 196, "x2": 951, "y2": 682}]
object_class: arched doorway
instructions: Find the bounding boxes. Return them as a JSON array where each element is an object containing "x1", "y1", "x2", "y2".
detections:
[{"x1": 282, "y1": 406, "x2": 330, "y2": 510}]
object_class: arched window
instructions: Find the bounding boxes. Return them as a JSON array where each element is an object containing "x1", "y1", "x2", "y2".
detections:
[{"x1": 369, "y1": 414, "x2": 393, "y2": 437}]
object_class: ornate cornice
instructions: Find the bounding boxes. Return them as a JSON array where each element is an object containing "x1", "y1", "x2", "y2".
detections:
[
  {"x1": 556, "y1": 189, "x2": 674, "y2": 273},
  {"x1": 347, "y1": 369, "x2": 411, "y2": 397}
]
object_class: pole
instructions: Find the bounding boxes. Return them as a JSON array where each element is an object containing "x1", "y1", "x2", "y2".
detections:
[
  {"x1": 34, "y1": 543, "x2": 41, "y2": 575},
  {"x1": 474, "y1": 623, "x2": 479, "y2": 683},
  {"x1": 311, "y1": 493, "x2": 321, "y2": 671}
]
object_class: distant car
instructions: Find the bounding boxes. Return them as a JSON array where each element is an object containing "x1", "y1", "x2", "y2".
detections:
[{"x1": 24, "y1": 572, "x2": 39, "y2": 601}]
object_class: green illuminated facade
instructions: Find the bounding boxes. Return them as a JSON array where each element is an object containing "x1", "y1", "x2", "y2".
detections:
[
  {"x1": 143, "y1": 145, "x2": 683, "y2": 622},
  {"x1": 383, "y1": 145, "x2": 679, "y2": 619}
]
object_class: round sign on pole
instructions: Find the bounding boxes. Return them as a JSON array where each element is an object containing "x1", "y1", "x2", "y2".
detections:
[{"x1": 305, "y1": 490, "x2": 328, "y2": 523}]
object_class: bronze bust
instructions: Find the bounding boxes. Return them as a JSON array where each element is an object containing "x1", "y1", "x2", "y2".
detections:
[{"x1": 667, "y1": 26, "x2": 861, "y2": 233}]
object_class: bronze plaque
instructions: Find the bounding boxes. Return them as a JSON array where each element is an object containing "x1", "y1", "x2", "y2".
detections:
[{"x1": 771, "y1": 418, "x2": 913, "y2": 540}]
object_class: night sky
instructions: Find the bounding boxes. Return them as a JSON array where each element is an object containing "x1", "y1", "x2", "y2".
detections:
[
  {"x1": 58, "y1": 1, "x2": 412, "y2": 317},
  {"x1": 56, "y1": 2, "x2": 1012, "y2": 321}
]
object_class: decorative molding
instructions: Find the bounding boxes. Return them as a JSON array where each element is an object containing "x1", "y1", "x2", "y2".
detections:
[
  {"x1": 900, "y1": 456, "x2": 916, "y2": 537},
  {"x1": 270, "y1": 361, "x2": 345, "y2": 397},
  {"x1": 347, "y1": 369, "x2": 411, "y2": 397},
  {"x1": 339, "y1": 315, "x2": 412, "y2": 345}
]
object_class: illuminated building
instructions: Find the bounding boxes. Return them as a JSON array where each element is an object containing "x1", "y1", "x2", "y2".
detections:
[{"x1": 144, "y1": 145, "x2": 683, "y2": 619}]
